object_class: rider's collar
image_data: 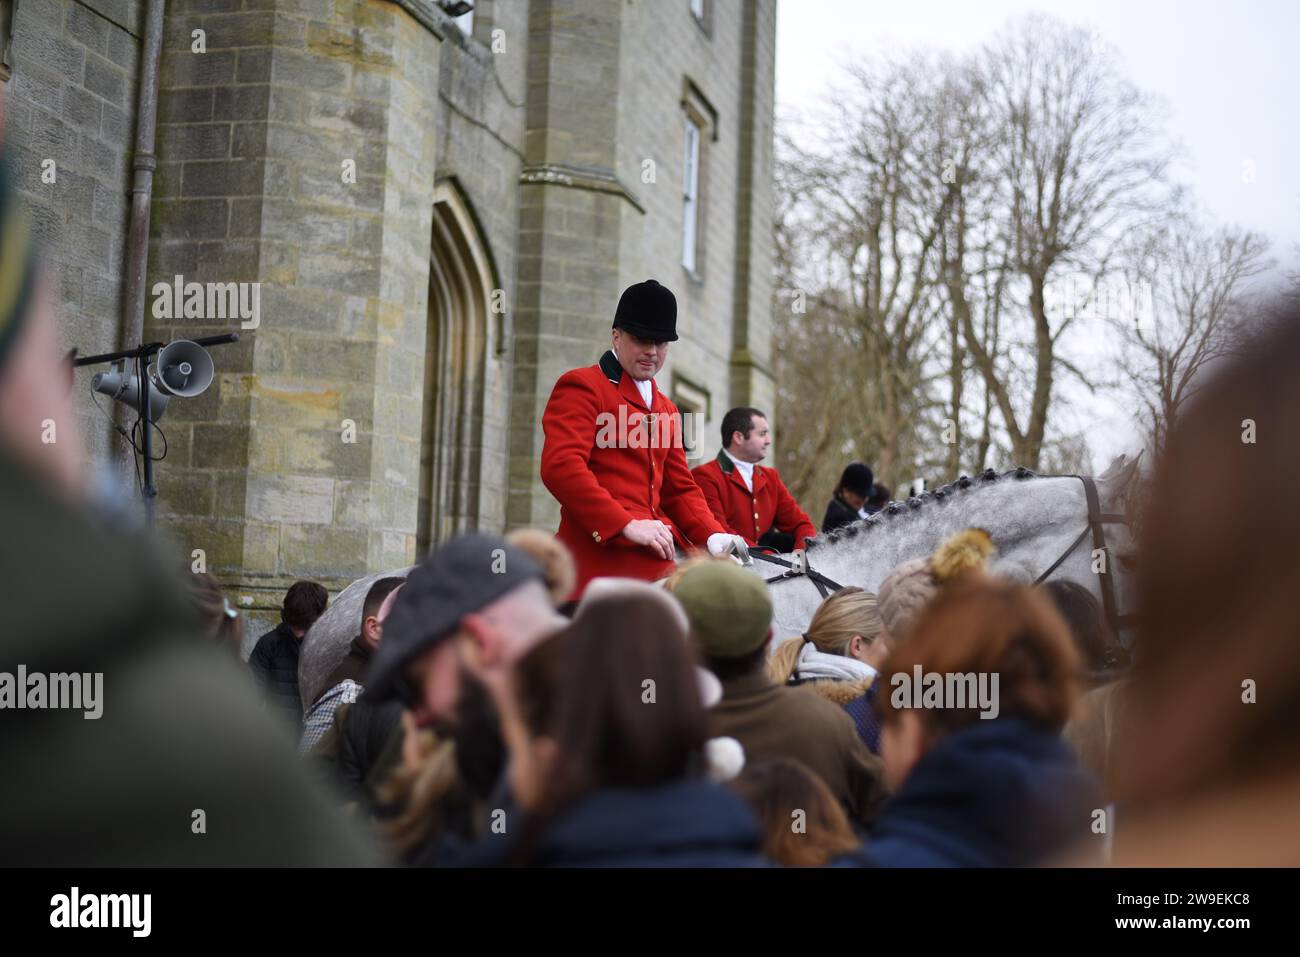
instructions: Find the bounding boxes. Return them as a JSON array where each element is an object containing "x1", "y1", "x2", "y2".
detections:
[{"x1": 599, "y1": 349, "x2": 623, "y2": 384}]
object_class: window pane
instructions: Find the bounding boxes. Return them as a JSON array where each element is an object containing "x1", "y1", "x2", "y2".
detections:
[{"x1": 682, "y1": 119, "x2": 700, "y2": 272}]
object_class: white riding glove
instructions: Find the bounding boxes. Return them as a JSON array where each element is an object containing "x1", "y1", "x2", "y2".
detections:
[{"x1": 706, "y1": 533, "x2": 751, "y2": 565}]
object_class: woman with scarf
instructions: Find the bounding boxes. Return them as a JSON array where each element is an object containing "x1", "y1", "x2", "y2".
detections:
[{"x1": 767, "y1": 587, "x2": 890, "y2": 753}]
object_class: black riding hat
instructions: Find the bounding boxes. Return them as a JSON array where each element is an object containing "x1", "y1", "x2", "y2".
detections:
[
  {"x1": 613, "y1": 279, "x2": 678, "y2": 342},
  {"x1": 838, "y1": 462, "x2": 875, "y2": 498}
]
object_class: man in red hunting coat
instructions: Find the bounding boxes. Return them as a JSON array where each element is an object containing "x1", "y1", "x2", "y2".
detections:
[
  {"x1": 540, "y1": 279, "x2": 745, "y2": 600},
  {"x1": 692, "y1": 407, "x2": 817, "y2": 554}
]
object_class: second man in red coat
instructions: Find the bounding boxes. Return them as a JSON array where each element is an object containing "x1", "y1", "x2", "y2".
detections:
[{"x1": 692, "y1": 407, "x2": 817, "y2": 554}]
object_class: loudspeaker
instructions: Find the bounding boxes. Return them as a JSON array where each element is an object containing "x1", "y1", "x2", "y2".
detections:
[
  {"x1": 92, "y1": 362, "x2": 169, "y2": 421},
  {"x1": 155, "y1": 340, "x2": 215, "y2": 397}
]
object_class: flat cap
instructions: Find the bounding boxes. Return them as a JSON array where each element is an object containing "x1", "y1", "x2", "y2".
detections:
[
  {"x1": 367, "y1": 532, "x2": 545, "y2": 700},
  {"x1": 673, "y1": 560, "x2": 773, "y2": 659}
]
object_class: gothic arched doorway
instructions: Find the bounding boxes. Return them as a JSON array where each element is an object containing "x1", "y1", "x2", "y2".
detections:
[{"x1": 417, "y1": 180, "x2": 497, "y2": 553}]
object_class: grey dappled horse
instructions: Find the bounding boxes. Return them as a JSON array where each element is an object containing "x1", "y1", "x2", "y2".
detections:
[
  {"x1": 751, "y1": 455, "x2": 1142, "y2": 646},
  {"x1": 298, "y1": 455, "x2": 1142, "y2": 707}
]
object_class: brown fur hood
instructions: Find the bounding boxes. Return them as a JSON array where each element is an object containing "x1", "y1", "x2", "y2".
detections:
[{"x1": 793, "y1": 676, "x2": 874, "y2": 706}]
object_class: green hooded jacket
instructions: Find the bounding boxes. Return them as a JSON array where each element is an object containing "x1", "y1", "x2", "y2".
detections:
[{"x1": 0, "y1": 451, "x2": 382, "y2": 866}]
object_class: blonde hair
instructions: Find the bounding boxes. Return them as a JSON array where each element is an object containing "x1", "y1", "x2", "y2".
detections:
[
  {"x1": 374, "y1": 729, "x2": 463, "y2": 854},
  {"x1": 768, "y1": 586, "x2": 883, "y2": 685}
]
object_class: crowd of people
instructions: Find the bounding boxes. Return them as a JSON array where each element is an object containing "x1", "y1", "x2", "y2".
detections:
[
  {"x1": 219, "y1": 320, "x2": 1298, "y2": 867},
  {"x1": 226, "y1": 523, "x2": 1094, "y2": 866}
]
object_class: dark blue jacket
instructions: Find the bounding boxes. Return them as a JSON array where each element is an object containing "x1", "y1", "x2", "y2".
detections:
[
  {"x1": 852, "y1": 716, "x2": 1101, "y2": 867},
  {"x1": 843, "y1": 684, "x2": 882, "y2": 754},
  {"x1": 453, "y1": 778, "x2": 768, "y2": 868},
  {"x1": 248, "y1": 623, "x2": 303, "y2": 730},
  {"x1": 789, "y1": 677, "x2": 882, "y2": 754}
]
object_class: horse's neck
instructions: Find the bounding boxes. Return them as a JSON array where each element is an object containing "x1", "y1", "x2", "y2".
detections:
[{"x1": 806, "y1": 477, "x2": 1090, "y2": 591}]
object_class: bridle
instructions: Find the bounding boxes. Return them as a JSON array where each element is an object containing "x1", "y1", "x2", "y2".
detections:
[
  {"x1": 1031, "y1": 474, "x2": 1138, "y2": 639},
  {"x1": 747, "y1": 549, "x2": 844, "y2": 600}
]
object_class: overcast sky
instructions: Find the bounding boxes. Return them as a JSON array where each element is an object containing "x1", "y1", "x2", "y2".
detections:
[{"x1": 774, "y1": 0, "x2": 1297, "y2": 472}]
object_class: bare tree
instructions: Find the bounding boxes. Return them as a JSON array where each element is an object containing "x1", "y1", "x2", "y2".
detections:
[
  {"x1": 1112, "y1": 215, "x2": 1272, "y2": 455},
  {"x1": 930, "y1": 56, "x2": 1012, "y2": 477},
  {"x1": 774, "y1": 13, "x2": 1186, "y2": 500},
  {"x1": 774, "y1": 56, "x2": 953, "y2": 504},
  {"x1": 954, "y1": 16, "x2": 1170, "y2": 469}
]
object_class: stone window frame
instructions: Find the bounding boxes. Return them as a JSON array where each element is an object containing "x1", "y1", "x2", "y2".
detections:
[
  {"x1": 680, "y1": 80, "x2": 717, "y2": 283},
  {"x1": 671, "y1": 371, "x2": 711, "y2": 463},
  {"x1": 0, "y1": 0, "x2": 17, "y2": 83}
]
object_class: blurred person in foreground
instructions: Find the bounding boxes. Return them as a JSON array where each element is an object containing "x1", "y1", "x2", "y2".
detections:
[
  {"x1": 365, "y1": 532, "x2": 576, "y2": 859},
  {"x1": 0, "y1": 135, "x2": 376, "y2": 864},
  {"x1": 730, "y1": 759, "x2": 861, "y2": 867},
  {"x1": 462, "y1": 586, "x2": 766, "y2": 867},
  {"x1": 364, "y1": 532, "x2": 565, "y2": 860},
  {"x1": 327, "y1": 585, "x2": 407, "y2": 804},
  {"x1": 1096, "y1": 305, "x2": 1300, "y2": 866},
  {"x1": 505, "y1": 527, "x2": 577, "y2": 608},
  {"x1": 185, "y1": 571, "x2": 244, "y2": 654},
  {"x1": 851, "y1": 575, "x2": 1101, "y2": 867}
]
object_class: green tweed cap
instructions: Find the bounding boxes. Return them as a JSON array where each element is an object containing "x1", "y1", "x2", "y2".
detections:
[{"x1": 673, "y1": 560, "x2": 773, "y2": 658}]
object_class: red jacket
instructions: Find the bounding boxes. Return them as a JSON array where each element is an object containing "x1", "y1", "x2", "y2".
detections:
[
  {"x1": 540, "y1": 351, "x2": 725, "y2": 599},
  {"x1": 692, "y1": 449, "x2": 817, "y2": 551}
]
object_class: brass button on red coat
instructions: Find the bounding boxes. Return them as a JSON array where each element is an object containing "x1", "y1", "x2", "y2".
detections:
[{"x1": 592, "y1": 531, "x2": 602, "y2": 542}]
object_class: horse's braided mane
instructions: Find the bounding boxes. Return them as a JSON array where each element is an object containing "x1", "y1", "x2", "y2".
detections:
[{"x1": 816, "y1": 466, "x2": 1040, "y2": 546}]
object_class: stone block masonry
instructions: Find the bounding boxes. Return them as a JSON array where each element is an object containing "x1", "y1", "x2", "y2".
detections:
[{"x1": 6, "y1": 0, "x2": 145, "y2": 484}]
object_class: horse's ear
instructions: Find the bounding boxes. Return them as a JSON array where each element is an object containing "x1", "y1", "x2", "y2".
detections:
[{"x1": 1097, "y1": 452, "x2": 1143, "y2": 502}]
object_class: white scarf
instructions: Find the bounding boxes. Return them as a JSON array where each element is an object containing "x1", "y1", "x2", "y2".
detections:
[{"x1": 795, "y1": 641, "x2": 877, "y2": 684}]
